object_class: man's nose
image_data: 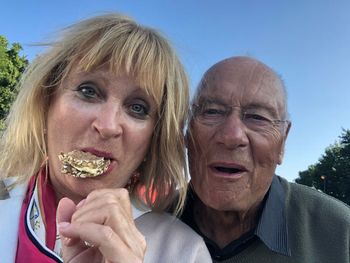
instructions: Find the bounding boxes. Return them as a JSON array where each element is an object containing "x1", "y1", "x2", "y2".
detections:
[
  {"x1": 92, "y1": 104, "x2": 123, "y2": 139},
  {"x1": 216, "y1": 113, "x2": 249, "y2": 149}
]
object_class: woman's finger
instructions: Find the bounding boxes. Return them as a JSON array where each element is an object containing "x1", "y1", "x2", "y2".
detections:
[
  {"x1": 58, "y1": 221, "x2": 145, "y2": 263},
  {"x1": 57, "y1": 197, "x2": 77, "y2": 223},
  {"x1": 82, "y1": 188, "x2": 133, "y2": 217},
  {"x1": 58, "y1": 189, "x2": 146, "y2": 262},
  {"x1": 71, "y1": 189, "x2": 138, "y2": 244},
  {"x1": 57, "y1": 197, "x2": 81, "y2": 246}
]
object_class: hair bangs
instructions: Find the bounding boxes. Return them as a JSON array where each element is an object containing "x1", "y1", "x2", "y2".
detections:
[{"x1": 73, "y1": 25, "x2": 167, "y2": 111}]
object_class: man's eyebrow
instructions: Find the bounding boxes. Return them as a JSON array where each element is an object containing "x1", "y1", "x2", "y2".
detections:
[
  {"x1": 245, "y1": 103, "x2": 279, "y2": 118},
  {"x1": 196, "y1": 96, "x2": 280, "y2": 116},
  {"x1": 197, "y1": 97, "x2": 227, "y2": 105}
]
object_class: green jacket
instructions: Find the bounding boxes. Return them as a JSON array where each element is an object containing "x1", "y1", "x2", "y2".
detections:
[{"x1": 215, "y1": 177, "x2": 350, "y2": 263}]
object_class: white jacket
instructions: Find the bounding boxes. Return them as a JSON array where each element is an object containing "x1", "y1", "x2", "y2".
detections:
[{"x1": 0, "y1": 180, "x2": 211, "y2": 263}]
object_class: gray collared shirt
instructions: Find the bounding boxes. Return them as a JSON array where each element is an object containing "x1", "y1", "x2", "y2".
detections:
[
  {"x1": 256, "y1": 175, "x2": 290, "y2": 256},
  {"x1": 181, "y1": 175, "x2": 290, "y2": 260}
]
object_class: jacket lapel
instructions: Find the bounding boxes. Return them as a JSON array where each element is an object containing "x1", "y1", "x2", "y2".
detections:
[
  {"x1": 0, "y1": 180, "x2": 26, "y2": 263},
  {"x1": 0, "y1": 180, "x2": 149, "y2": 263}
]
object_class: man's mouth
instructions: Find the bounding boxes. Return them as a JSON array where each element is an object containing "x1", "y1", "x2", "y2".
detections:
[
  {"x1": 215, "y1": 166, "x2": 243, "y2": 174},
  {"x1": 210, "y1": 163, "x2": 248, "y2": 176}
]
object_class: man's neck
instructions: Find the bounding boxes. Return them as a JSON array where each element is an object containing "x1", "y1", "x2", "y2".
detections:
[{"x1": 193, "y1": 198, "x2": 263, "y2": 248}]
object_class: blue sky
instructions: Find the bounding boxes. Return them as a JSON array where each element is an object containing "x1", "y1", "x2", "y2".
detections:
[{"x1": 1, "y1": 0, "x2": 350, "y2": 182}]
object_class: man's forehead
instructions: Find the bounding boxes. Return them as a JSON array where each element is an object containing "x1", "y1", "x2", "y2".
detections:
[
  {"x1": 203, "y1": 57, "x2": 280, "y2": 89},
  {"x1": 198, "y1": 75, "x2": 282, "y2": 100},
  {"x1": 195, "y1": 57, "x2": 286, "y2": 115},
  {"x1": 205, "y1": 57, "x2": 277, "y2": 83}
]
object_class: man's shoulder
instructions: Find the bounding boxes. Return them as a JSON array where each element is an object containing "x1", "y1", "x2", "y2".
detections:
[{"x1": 278, "y1": 176, "x2": 350, "y2": 220}]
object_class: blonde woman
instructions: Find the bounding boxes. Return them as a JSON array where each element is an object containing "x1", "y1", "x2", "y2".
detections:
[{"x1": 0, "y1": 13, "x2": 210, "y2": 262}]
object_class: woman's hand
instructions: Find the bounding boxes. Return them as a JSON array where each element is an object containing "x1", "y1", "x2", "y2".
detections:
[{"x1": 57, "y1": 189, "x2": 146, "y2": 263}]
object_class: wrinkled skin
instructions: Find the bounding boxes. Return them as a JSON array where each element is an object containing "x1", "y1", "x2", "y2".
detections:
[{"x1": 188, "y1": 57, "x2": 291, "y2": 247}]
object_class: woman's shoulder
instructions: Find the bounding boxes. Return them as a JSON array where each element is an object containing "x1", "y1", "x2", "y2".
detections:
[
  {"x1": 135, "y1": 212, "x2": 211, "y2": 262},
  {"x1": 135, "y1": 211, "x2": 202, "y2": 241},
  {"x1": 0, "y1": 179, "x2": 9, "y2": 200},
  {"x1": 0, "y1": 178, "x2": 27, "y2": 200}
]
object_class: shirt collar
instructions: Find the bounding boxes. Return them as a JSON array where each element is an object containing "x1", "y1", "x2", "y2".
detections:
[
  {"x1": 255, "y1": 175, "x2": 290, "y2": 256},
  {"x1": 182, "y1": 175, "x2": 290, "y2": 258}
]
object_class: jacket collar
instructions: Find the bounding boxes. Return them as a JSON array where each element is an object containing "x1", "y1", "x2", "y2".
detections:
[
  {"x1": 0, "y1": 179, "x2": 150, "y2": 263},
  {"x1": 0, "y1": 180, "x2": 27, "y2": 263}
]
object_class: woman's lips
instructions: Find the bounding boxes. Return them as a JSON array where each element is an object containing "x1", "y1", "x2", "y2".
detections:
[
  {"x1": 81, "y1": 147, "x2": 115, "y2": 159},
  {"x1": 100, "y1": 159, "x2": 116, "y2": 176},
  {"x1": 84, "y1": 149, "x2": 116, "y2": 177},
  {"x1": 60, "y1": 149, "x2": 116, "y2": 179},
  {"x1": 81, "y1": 148, "x2": 116, "y2": 177}
]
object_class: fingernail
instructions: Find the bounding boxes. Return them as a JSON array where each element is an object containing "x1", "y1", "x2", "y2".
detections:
[
  {"x1": 76, "y1": 199, "x2": 86, "y2": 208},
  {"x1": 58, "y1": 221, "x2": 70, "y2": 230}
]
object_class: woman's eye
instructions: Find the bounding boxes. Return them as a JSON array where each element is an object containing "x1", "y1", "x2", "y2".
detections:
[
  {"x1": 129, "y1": 103, "x2": 149, "y2": 118},
  {"x1": 76, "y1": 83, "x2": 100, "y2": 100}
]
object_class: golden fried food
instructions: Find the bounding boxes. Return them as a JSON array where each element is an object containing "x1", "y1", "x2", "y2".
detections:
[{"x1": 58, "y1": 150, "x2": 110, "y2": 178}]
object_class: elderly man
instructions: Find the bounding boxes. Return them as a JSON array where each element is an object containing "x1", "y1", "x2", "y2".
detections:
[{"x1": 181, "y1": 56, "x2": 350, "y2": 262}]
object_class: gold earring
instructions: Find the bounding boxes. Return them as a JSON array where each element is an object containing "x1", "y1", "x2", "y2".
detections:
[
  {"x1": 40, "y1": 156, "x2": 49, "y2": 168},
  {"x1": 39, "y1": 156, "x2": 49, "y2": 182},
  {"x1": 126, "y1": 172, "x2": 140, "y2": 193}
]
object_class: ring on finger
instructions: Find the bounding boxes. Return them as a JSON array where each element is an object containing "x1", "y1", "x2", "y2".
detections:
[{"x1": 84, "y1": 241, "x2": 95, "y2": 248}]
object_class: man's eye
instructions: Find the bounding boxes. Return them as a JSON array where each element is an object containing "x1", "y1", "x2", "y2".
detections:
[
  {"x1": 244, "y1": 113, "x2": 271, "y2": 122},
  {"x1": 202, "y1": 108, "x2": 225, "y2": 116}
]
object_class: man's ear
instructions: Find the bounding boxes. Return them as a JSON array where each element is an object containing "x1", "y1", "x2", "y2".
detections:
[
  {"x1": 278, "y1": 121, "x2": 291, "y2": 165},
  {"x1": 185, "y1": 121, "x2": 193, "y2": 149},
  {"x1": 185, "y1": 130, "x2": 189, "y2": 148}
]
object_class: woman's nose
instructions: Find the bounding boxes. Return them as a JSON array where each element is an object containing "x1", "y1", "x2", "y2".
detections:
[{"x1": 92, "y1": 104, "x2": 123, "y2": 139}]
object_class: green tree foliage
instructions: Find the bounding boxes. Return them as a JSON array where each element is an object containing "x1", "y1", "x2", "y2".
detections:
[
  {"x1": 295, "y1": 129, "x2": 350, "y2": 205},
  {"x1": 0, "y1": 35, "x2": 28, "y2": 130}
]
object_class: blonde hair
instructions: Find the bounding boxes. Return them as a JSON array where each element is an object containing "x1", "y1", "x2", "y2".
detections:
[{"x1": 0, "y1": 13, "x2": 189, "y2": 214}]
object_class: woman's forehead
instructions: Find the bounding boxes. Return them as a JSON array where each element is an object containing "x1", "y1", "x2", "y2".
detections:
[{"x1": 63, "y1": 61, "x2": 162, "y2": 106}]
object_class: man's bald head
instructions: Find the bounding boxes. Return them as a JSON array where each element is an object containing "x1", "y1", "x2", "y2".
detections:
[
  {"x1": 187, "y1": 56, "x2": 291, "y2": 214},
  {"x1": 194, "y1": 56, "x2": 288, "y2": 119}
]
